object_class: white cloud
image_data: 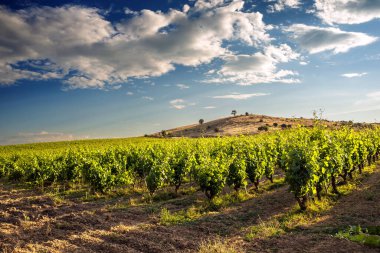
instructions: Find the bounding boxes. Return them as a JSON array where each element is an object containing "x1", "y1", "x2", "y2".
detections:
[
  {"x1": 286, "y1": 24, "x2": 377, "y2": 54},
  {"x1": 341, "y1": 72, "x2": 368, "y2": 78},
  {"x1": 172, "y1": 105, "x2": 186, "y2": 109},
  {"x1": 142, "y1": 96, "x2": 154, "y2": 101},
  {"x1": 205, "y1": 44, "x2": 300, "y2": 85},
  {"x1": 124, "y1": 7, "x2": 138, "y2": 15},
  {"x1": 176, "y1": 84, "x2": 190, "y2": 89},
  {"x1": 268, "y1": 0, "x2": 301, "y2": 13},
  {"x1": 314, "y1": 0, "x2": 380, "y2": 25},
  {"x1": 204, "y1": 106, "x2": 216, "y2": 109},
  {"x1": 213, "y1": 93, "x2": 270, "y2": 100},
  {"x1": 170, "y1": 99, "x2": 186, "y2": 109},
  {"x1": 194, "y1": 0, "x2": 228, "y2": 11},
  {"x1": 126, "y1": 91, "x2": 134, "y2": 95},
  {"x1": 169, "y1": 98, "x2": 195, "y2": 109},
  {"x1": 0, "y1": 131, "x2": 89, "y2": 145},
  {"x1": 112, "y1": 85, "x2": 122, "y2": 90},
  {"x1": 183, "y1": 4, "x2": 190, "y2": 13},
  {"x1": 0, "y1": 1, "x2": 272, "y2": 89}
]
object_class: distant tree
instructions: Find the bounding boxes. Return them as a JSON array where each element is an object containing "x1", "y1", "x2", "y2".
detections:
[
  {"x1": 231, "y1": 110, "x2": 237, "y2": 116},
  {"x1": 273, "y1": 122, "x2": 278, "y2": 127},
  {"x1": 245, "y1": 112, "x2": 249, "y2": 116},
  {"x1": 258, "y1": 125, "x2": 269, "y2": 131},
  {"x1": 199, "y1": 119, "x2": 204, "y2": 125},
  {"x1": 161, "y1": 130, "x2": 167, "y2": 137}
]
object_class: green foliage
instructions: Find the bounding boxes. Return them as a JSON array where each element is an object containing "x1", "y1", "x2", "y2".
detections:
[
  {"x1": 83, "y1": 160, "x2": 114, "y2": 193},
  {"x1": 336, "y1": 225, "x2": 380, "y2": 248},
  {"x1": 159, "y1": 206, "x2": 201, "y2": 225},
  {"x1": 227, "y1": 152, "x2": 247, "y2": 191},
  {"x1": 285, "y1": 140, "x2": 320, "y2": 210},
  {"x1": 146, "y1": 159, "x2": 168, "y2": 195},
  {"x1": 168, "y1": 145, "x2": 194, "y2": 192},
  {"x1": 196, "y1": 153, "x2": 229, "y2": 199},
  {"x1": 0, "y1": 126, "x2": 379, "y2": 211},
  {"x1": 245, "y1": 142, "x2": 266, "y2": 189}
]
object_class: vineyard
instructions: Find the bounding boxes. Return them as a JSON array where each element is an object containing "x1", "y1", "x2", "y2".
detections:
[{"x1": 1, "y1": 125, "x2": 379, "y2": 211}]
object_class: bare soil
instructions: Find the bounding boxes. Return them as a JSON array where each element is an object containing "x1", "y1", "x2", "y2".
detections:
[{"x1": 1, "y1": 167, "x2": 379, "y2": 253}]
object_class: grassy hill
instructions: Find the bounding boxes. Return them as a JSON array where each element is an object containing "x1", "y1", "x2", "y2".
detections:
[{"x1": 151, "y1": 114, "x2": 369, "y2": 138}]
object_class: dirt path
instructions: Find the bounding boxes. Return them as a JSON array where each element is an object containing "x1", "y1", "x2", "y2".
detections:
[{"x1": 1, "y1": 168, "x2": 379, "y2": 252}]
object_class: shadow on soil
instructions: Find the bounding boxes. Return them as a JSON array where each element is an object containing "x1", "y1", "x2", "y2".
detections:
[{"x1": 0, "y1": 168, "x2": 379, "y2": 253}]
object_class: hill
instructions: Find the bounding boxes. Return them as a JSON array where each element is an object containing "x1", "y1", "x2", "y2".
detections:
[{"x1": 152, "y1": 114, "x2": 343, "y2": 138}]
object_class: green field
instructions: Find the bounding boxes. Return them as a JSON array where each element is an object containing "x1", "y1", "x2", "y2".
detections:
[
  {"x1": 1, "y1": 125, "x2": 380, "y2": 252},
  {"x1": 1, "y1": 125, "x2": 379, "y2": 210}
]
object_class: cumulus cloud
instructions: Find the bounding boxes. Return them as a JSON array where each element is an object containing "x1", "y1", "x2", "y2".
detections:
[
  {"x1": 176, "y1": 84, "x2": 190, "y2": 89},
  {"x1": 0, "y1": 1, "x2": 271, "y2": 89},
  {"x1": 341, "y1": 72, "x2": 368, "y2": 78},
  {"x1": 268, "y1": 0, "x2": 301, "y2": 13},
  {"x1": 213, "y1": 93, "x2": 270, "y2": 100},
  {"x1": 205, "y1": 44, "x2": 300, "y2": 85},
  {"x1": 286, "y1": 24, "x2": 378, "y2": 54},
  {"x1": 0, "y1": 131, "x2": 89, "y2": 145},
  {"x1": 194, "y1": 0, "x2": 228, "y2": 11},
  {"x1": 142, "y1": 96, "x2": 154, "y2": 101},
  {"x1": 204, "y1": 106, "x2": 216, "y2": 109},
  {"x1": 314, "y1": 0, "x2": 380, "y2": 25}
]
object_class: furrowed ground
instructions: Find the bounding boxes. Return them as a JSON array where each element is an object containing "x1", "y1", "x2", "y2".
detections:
[
  {"x1": 1, "y1": 164, "x2": 379, "y2": 253},
  {"x1": 1, "y1": 123, "x2": 380, "y2": 252}
]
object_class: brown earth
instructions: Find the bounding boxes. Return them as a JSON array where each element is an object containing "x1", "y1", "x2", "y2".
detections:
[
  {"x1": 150, "y1": 114, "x2": 371, "y2": 138},
  {"x1": 1, "y1": 166, "x2": 379, "y2": 253}
]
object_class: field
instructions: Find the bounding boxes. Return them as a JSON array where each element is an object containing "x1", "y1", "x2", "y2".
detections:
[{"x1": 1, "y1": 124, "x2": 380, "y2": 252}]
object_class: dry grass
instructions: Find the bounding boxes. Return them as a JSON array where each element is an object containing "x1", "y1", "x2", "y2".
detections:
[
  {"x1": 152, "y1": 114, "x2": 338, "y2": 138},
  {"x1": 245, "y1": 218, "x2": 284, "y2": 240},
  {"x1": 198, "y1": 237, "x2": 242, "y2": 253}
]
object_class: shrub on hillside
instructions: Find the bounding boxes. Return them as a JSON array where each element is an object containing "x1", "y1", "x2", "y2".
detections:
[{"x1": 258, "y1": 126, "x2": 269, "y2": 131}]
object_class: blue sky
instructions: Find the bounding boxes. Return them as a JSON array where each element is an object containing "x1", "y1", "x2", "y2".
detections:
[{"x1": 1, "y1": 0, "x2": 380, "y2": 144}]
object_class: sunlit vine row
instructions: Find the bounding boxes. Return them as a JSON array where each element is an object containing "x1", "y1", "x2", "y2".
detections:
[{"x1": 0, "y1": 126, "x2": 379, "y2": 210}]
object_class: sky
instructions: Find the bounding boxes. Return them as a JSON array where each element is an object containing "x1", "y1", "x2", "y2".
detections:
[{"x1": 0, "y1": 0, "x2": 380, "y2": 145}]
